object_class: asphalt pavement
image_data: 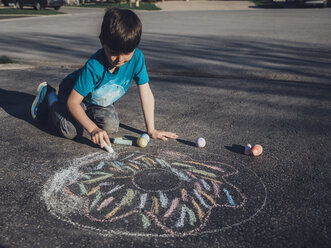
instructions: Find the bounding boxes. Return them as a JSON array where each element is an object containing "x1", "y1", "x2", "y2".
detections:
[{"x1": 0, "y1": 4, "x2": 330, "y2": 248}]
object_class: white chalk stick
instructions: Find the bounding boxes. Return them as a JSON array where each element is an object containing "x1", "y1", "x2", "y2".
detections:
[{"x1": 102, "y1": 139, "x2": 114, "y2": 154}]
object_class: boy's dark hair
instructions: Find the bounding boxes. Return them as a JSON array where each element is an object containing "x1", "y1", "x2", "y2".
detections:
[{"x1": 99, "y1": 8, "x2": 142, "y2": 54}]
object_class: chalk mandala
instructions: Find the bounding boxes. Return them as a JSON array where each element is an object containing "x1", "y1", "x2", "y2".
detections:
[{"x1": 43, "y1": 151, "x2": 267, "y2": 237}]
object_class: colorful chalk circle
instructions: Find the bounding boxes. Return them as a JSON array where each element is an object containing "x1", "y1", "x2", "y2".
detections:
[{"x1": 43, "y1": 151, "x2": 267, "y2": 237}]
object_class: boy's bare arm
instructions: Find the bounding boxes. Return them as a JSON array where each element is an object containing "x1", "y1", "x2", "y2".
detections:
[
  {"x1": 67, "y1": 89, "x2": 111, "y2": 147},
  {"x1": 138, "y1": 83, "x2": 178, "y2": 141}
]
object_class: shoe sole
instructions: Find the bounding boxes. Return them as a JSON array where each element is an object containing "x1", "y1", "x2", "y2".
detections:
[{"x1": 31, "y1": 81, "x2": 48, "y2": 119}]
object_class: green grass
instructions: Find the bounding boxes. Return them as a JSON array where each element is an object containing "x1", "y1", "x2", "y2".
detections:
[
  {"x1": 0, "y1": 56, "x2": 17, "y2": 64},
  {"x1": 78, "y1": 2, "x2": 161, "y2": 10},
  {"x1": 0, "y1": 8, "x2": 64, "y2": 15},
  {"x1": 252, "y1": 0, "x2": 285, "y2": 8}
]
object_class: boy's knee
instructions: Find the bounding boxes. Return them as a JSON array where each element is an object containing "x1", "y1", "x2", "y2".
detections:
[
  {"x1": 102, "y1": 107, "x2": 119, "y2": 133},
  {"x1": 87, "y1": 105, "x2": 119, "y2": 134},
  {"x1": 101, "y1": 117, "x2": 119, "y2": 134},
  {"x1": 50, "y1": 102, "x2": 83, "y2": 140},
  {"x1": 59, "y1": 118, "x2": 83, "y2": 140}
]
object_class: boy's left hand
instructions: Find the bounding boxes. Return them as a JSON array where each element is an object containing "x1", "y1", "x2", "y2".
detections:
[{"x1": 149, "y1": 129, "x2": 178, "y2": 141}]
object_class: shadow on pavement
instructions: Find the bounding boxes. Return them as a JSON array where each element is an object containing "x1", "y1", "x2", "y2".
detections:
[
  {"x1": 119, "y1": 123, "x2": 144, "y2": 135},
  {"x1": 1, "y1": 32, "x2": 330, "y2": 83},
  {"x1": 0, "y1": 88, "x2": 145, "y2": 149},
  {"x1": 0, "y1": 88, "x2": 34, "y2": 124},
  {"x1": 150, "y1": 74, "x2": 331, "y2": 101},
  {"x1": 0, "y1": 88, "x2": 57, "y2": 136},
  {"x1": 225, "y1": 144, "x2": 245, "y2": 155},
  {"x1": 176, "y1": 138, "x2": 196, "y2": 147},
  {"x1": 1, "y1": 31, "x2": 330, "y2": 147},
  {"x1": 0, "y1": 33, "x2": 99, "y2": 63},
  {"x1": 141, "y1": 33, "x2": 331, "y2": 83}
]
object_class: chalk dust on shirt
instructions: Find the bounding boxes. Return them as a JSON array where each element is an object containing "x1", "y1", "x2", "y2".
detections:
[{"x1": 90, "y1": 81, "x2": 128, "y2": 107}]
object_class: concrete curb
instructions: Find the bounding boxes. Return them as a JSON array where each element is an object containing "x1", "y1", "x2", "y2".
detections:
[{"x1": 0, "y1": 63, "x2": 35, "y2": 70}]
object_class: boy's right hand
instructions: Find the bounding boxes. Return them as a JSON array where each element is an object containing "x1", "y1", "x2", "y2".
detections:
[
  {"x1": 90, "y1": 127, "x2": 111, "y2": 148},
  {"x1": 149, "y1": 129, "x2": 178, "y2": 141}
]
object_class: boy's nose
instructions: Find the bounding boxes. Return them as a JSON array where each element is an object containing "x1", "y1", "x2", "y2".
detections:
[{"x1": 114, "y1": 56, "x2": 123, "y2": 64}]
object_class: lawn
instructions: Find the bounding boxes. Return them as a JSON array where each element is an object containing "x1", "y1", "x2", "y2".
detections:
[
  {"x1": 252, "y1": 0, "x2": 285, "y2": 8},
  {"x1": 0, "y1": 55, "x2": 16, "y2": 64},
  {"x1": 78, "y1": 2, "x2": 161, "y2": 10}
]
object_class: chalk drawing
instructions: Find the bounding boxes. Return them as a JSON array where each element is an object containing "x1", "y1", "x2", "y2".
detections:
[{"x1": 43, "y1": 151, "x2": 267, "y2": 237}]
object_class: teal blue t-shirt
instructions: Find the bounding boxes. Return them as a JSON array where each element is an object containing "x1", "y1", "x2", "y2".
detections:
[{"x1": 59, "y1": 48, "x2": 149, "y2": 107}]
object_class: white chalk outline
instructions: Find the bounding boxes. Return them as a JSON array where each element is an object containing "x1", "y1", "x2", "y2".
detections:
[{"x1": 42, "y1": 151, "x2": 267, "y2": 238}]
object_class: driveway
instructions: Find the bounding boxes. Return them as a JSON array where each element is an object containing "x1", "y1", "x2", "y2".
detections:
[{"x1": 0, "y1": 6, "x2": 330, "y2": 248}]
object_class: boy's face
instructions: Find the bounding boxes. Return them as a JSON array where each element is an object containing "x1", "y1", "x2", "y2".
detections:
[{"x1": 103, "y1": 45, "x2": 135, "y2": 68}]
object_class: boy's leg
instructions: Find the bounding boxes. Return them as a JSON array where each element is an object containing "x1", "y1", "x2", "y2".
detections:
[
  {"x1": 32, "y1": 82, "x2": 118, "y2": 139},
  {"x1": 49, "y1": 101, "x2": 84, "y2": 140},
  {"x1": 86, "y1": 105, "x2": 119, "y2": 134},
  {"x1": 31, "y1": 82, "x2": 83, "y2": 140},
  {"x1": 31, "y1": 82, "x2": 51, "y2": 123}
]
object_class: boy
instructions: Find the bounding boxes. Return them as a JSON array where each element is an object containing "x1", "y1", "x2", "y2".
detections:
[{"x1": 31, "y1": 8, "x2": 178, "y2": 148}]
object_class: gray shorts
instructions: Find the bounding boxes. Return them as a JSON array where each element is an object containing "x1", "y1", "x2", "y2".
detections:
[{"x1": 49, "y1": 102, "x2": 119, "y2": 140}]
